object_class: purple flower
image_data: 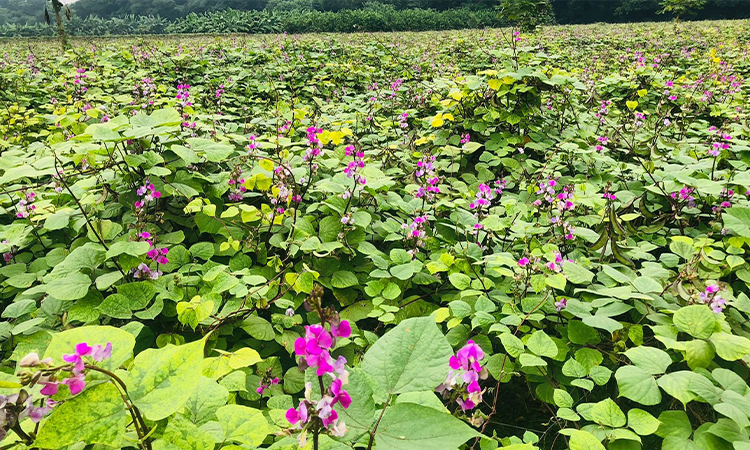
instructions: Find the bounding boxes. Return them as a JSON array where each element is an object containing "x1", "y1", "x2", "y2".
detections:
[
  {"x1": 63, "y1": 373, "x2": 86, "y2": 395},
  {"x1": 518, "y1": 257, "x2": 530, "y2": 267},
  {"x1": 286, "y1": 402, "x2": 309, "y2": 428},
  {"x1": 555, "y1": 298, "x2": 568, "y2": 312},
  {"x1": 62, "y1": 343, "x2": 93, "y2": 373}
]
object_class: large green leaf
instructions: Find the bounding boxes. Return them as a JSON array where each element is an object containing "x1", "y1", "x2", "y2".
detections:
[
  {"x1": 216, "y1": 404, "x2": 272, "y2": 447},
  {"x1": 128, "y1": 339, "x2": 205, "y2": 421},
  {"x1": 361, "y1": 317, "x2": 453, "y2": 395},
  {"x1": 615, "y1": 366, "x2": 662, "y2": 406},
  {"x1": 35, "y1": 382, "x2": 127, "y2": 449},
  {"x1": 624, "y1": 346, "x2": 672, "y2": 375},
  {"x1": 374, "y1": 403, "x2": 480, "y2": 450},
  {"x1": 153, "y1": 416, "x2": 215, "y2": 450},
  {"x1": 182, "y1": 376, "x2": 229, "y2": 426},
  {"x1": 709, "y1": 333, "x2": 750, "y2": 361},
  {"x1": 673, "y1": 305, "x2": 716, "y2": 339}
]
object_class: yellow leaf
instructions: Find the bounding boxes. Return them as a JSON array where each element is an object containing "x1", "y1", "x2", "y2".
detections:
[
  {"x1": 240, "y1": 205, "x2": 260, "y2": 223},
  {"x1": 626, "y1": 100, "x2": 638, "y2": 110},
  {"x1": 443, "y1": 113, "x2": 455, "y2": 122},
  {"x1": 259, "y1": 159, "x2": 274, "y2": 172},
  {"x1": 434, "y1": 307, "x2": 450, "y2": 323},
  {"x1": 221, "y1": 206, "x2": 239, "y2": 218},
  {"x1": 637, "y1": 89, "x2": 647, "y2": 97},
  {"x1": 448, "y1": 89, "x2": 465, "y2": 101},
  {"x1": 488, "y1": 79, "x2": 501, "y2": 90},
  {"x1": 228, "y1": 348, "x2": 262, "y2": 369},
  {"x1": 430, "y1": 113, "x2": 444, "y2": 128},
  {"x1": 202, "y1": 204, "x2": 216, "y2": 217}
]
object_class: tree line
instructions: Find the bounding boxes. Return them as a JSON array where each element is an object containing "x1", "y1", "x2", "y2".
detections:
[{"x1": 0, "y1": 0, "x2": 748, "y2": 26}]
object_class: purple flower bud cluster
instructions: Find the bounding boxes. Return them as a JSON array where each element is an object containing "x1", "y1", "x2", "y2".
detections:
[
  {"x1": 15, "y1": 192, "x2": 36, "y2": 219},
  {"x1": 228, "y1": 166, "x2": 246, "y2": 202},
  {"x1": 135, "y1": 181, "x2": 161, "y2": 210},
  {"x1": 414, "y1": 154, "x2": 440, "y2": 201},
  {"x1": 707, "y1": 126, "x2": 732, "y2": 157},
  {"x1": 287, "y1": 319, "x2": 353, "y2": 443},
  {"x1": 303, "y1": 127, "x2": 324, "y2": 163},
  {"x1": 436, "y1": 340, "x2": 487, "y2": 412},
  {"x1": 670, "y1": 187, "x2": 696, "y2": 208},
  {"x1": 700, "y1": 284, "x2": 726, "y2": 313},
  {"x1": 343, "y1": 145, "x2": 366, "y2": 185},
  {"x1": 533, "y1": 178, "x2": 575, "y2": 240}
]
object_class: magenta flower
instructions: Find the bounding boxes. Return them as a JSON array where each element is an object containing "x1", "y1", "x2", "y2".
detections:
[
  {"x1": 286, "y1": 402, "x2": 309, "y2": 428},
  {"x1": 330, "y1": 378, "x2": 352, "y2": 409},
  {"x1": 39, "y1": 382, "x2": 60, "y2": 396},
  {"x1": 518, "y1": 257, "x2": 530, "y2": 267},
  {"x1": 63, "y1": 343, "x2": 93, "y2": 373},
  {"x1": 63, "y1": 374, "x2": 86, "y2": 395},
  {"x1": 331, "y1": 320, "x2": 351, "y2": 339},
  {"x1": 555, "y1": 298, "x2": 568, "y2": 312}
]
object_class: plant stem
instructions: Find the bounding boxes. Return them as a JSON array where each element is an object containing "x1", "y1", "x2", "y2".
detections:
[{"x1": 366, "y1": 396, "x2": 391, "y2": 450}]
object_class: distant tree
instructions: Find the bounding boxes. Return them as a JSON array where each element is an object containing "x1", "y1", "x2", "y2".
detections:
[
  {"x1": 658, "y1": 0, "x2": 706, "y2": 21},
  {"x1": 498, "y1": 0, "x2": 555, "y2": 31},
  {"x1": 44, "y1": 0, "x2": 71, "y2": 50}
]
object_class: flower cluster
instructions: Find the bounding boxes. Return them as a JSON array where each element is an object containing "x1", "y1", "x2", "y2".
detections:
[
  {"x1": 303, "y1": 126, "x2": 323, "y2": 162},
  {"x1": 436, "y1": 340, "x2": 487, "y2": 412},
  {"x1": 670, "y1": 186, "x2": 696, "y2": 208},
  {"x1": 2, "y1": 240, "x2": 12, "y2": 264},
  {"x1": 699, "y1": 284, "x2": 726, "y2": 313},
  {"x1": 595, "y1": 100, "x2": 611, "y2": 124},
  {"x1": 146, "y1": 246, "x2": 169, "y2": 266},
  {"x1": 555, "y1": 297, "x2": 568, "y2": 312},
  {"x1": 135, "y1": 181, "x2": 161, "y2": 210},
  {"x1": 402, "y1": 215, "x2": 428, "y2": 250},
  {"x1": 470, "y1": 181, "x2": 506, "y2": 211},
  {"x1": 707, "y1": 126, "x2": 732, "y2": 157},
  {"x1": 712, "y1": 188, "x2": 734, "y2": 213},
  {"x1": 294, "y1": 322, "x2": 350, "y2": 377},
  {"x1": 228, "y1": 166, "x2": 247, "y2": 202},
  {"x1": 20, "y1": 342, "x2": 112, "y2": 398},
  {"x1": 215, "y1": 84, "x2": 225, "y2": 99},
  {"x1": 288, "y1": 287, "x2": 352, "y2": 444},
  {"x1": 16, "y1": 192, "x2": 36, "y2": 219},
  {"x1": 130, "y1": 77, "x2": 156, "y2": 112},
  {"x1": 0, "y1": 391, "x2": 52, "y2": 440},
  {"x1": 175, "y1": 84, "x2": 196, "y2": 128},
  {"x1": 414, "y1": 154, "x2": 441, "y2": 201},
  {"x1": 256, "y1": 370, "x2": 280, "y2": 396},
  {"x1": 343, "y1": 145, "x2": 366, "y2": 186},
  {"x1": 534, "y1": 178, "x2": 576, "y2": 240}
]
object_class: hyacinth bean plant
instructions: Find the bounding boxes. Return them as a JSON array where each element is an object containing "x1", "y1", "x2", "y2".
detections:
[{"x1": 1, "y1": 20, "x2": 750, "y2": 450}]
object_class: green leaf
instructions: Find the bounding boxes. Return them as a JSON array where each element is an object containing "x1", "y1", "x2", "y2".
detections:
[
  {"x1": 709, "y1": 333, "x2": 750, "y2": 361},
  {"x1": 216, "y1": 404, "x2": 272, "y2": 447},
  {"x1": 591, "y1": 398, "x2": 626, "y2": 428},
  {"x1": 628, "y1": 408, "x2": 661, "y2": 436},
  {"x1": 361, "y1": 317, "x2": 453, "y2": 395},
  {"x1": 673, "y1": 305, "x2": 716, "y2": 339},
  {"x1": 374, "y1": 403, "x2": 480, "y2": 450},
  {"x1": 448, "y1": 273, "x2": 471, "y2": 290},
  {"x1": 723, "y1": 207, "x2": 750, "y2": 236},
  {"x1": 390, "y1": 263, "x2": 415, "y2": 280},
  {"x1": 182, "y1": 377, "x2": 228, "y2": 426},
  {"x1": 44, "y1": 325, "x2": 135, "y2": 372},
  {"x1": 545, "y1": 274, "x2": 567, "y2": 290},
  {"x1": 153, "y1": 416, "x2": 215, "y2": 450},
  {"x1": 336, "y1": 368, "x2": 376, "y2": 440},
  {"x1": 624, "y1": 346, "x2": 672, "y2": 375},
  {"x1": 569, "y1": 430, "x2": 605, "y2": 450},
  {"x1": 562, "y1": 262, "x2": 594, "y2": 285},
  {"x1": 553, "y1": 389, "x2": 574, "y2": 408},
  {"x1": 657, "y1": 371, "x2": 704, "y2": 406},
  {"x1": 129, "y1": 339, "x2": 205, "y2": 421},
  {"x1": 615, "y1": 366, "x2": 662, "y2": 406},
  {"x1": 683, "y1": 340, "x2": 715, "y2": 369},
  {"x1": 35, "y1": 382, "x2": 127, "y2": 449},
  {"x1": 656, "y1": 410, "x2": 692, "y2": 439},
  {"x1": 117, "y1": 281, "x2": 157, "y2": 310},
  {"x1": 526, "y1": 330, "x2": 557, "y2": 358},
  {"x1": 240, "y1": 316, "x2": 275, "y2": 341},
  {"x1": 106, "y1": 241, "x2": 150, "y2": 259},
  {"x1": 332, "y1": 270, "x2": 359, "y2": 288},
  {"x1": 97, "y1": 294, "x2": 132, "y2": 319},
  {"x1": 499, "y1": 333, "x2": 525, "y2": 358},
  {"x1": 46, "y1": 272, "x2": 91, "y2": 301}
]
